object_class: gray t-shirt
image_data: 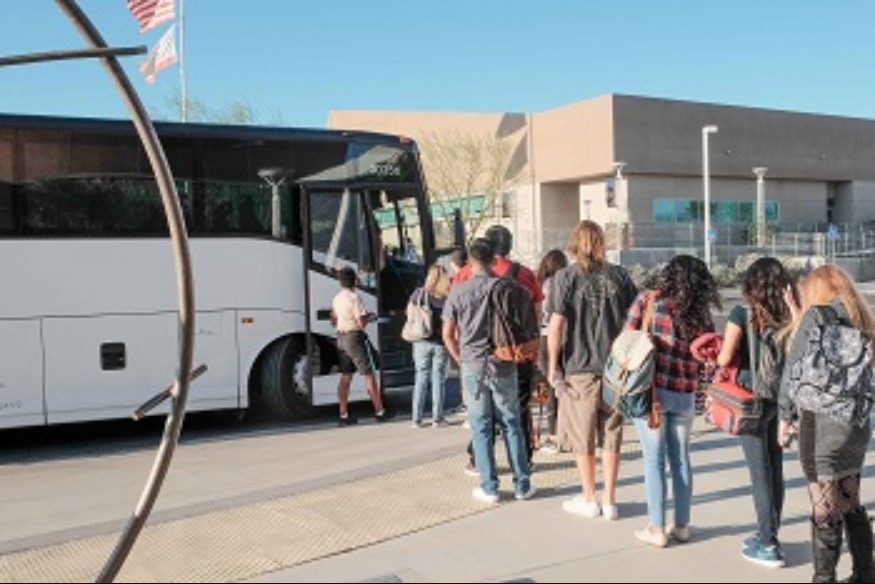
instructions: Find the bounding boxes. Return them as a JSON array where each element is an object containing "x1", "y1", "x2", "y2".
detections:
[
  {"x1": 546, "y1": 263, "x2": 638, "y2": 376},
  {"x1": 443, "y1": 271, "x2": 515, "y2": 375}
]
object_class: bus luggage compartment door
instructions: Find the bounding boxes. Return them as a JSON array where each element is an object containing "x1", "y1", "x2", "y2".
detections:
[
  {"x1": 43, "y1": 312, "x2": 239, "y2": 424},
  {"x1": 0, "y1": 319, "x2": 45, "y2": 428}
]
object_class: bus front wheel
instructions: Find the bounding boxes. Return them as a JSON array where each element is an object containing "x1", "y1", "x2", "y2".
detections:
[{"x1": 260, "y1": 337, "x2": 317, "y2": 420}]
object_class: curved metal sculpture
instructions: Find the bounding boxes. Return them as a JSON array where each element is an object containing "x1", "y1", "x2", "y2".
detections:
[{"x1": 48, "y1": 2, "x2": 196, "y2": 582}]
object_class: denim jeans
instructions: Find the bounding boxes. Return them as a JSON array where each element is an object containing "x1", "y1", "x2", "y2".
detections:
[
  {"x1": 462, "y1": 365, "x2": 531, "y2": 496},
  {"x1": 412, "y1": 342, "x2": 449, "y2": 423},
  {"x1": 740, "y1": 401, "x2": 784, "y2": 546},
  {"x1": 634, "y1": 409, "x2": 695, "y2": 528}
]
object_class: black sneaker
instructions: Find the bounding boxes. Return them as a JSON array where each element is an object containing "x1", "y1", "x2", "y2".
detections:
[
  {"x1": 338, "y1": 415, "x2": 358, "y2": 427},
  {"x1": 375, "y1": 410, "x2": 394, "y2": 423}
]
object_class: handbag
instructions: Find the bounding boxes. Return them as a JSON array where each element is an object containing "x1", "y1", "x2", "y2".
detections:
[
  {"x1": 706, "y1": 317, "x2": 762, "y2": 435},
  {"x1": 401, "y1": 289, "x2": 433, "y2": 343}
]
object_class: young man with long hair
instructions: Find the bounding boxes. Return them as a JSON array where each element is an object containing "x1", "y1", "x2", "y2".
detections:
[{"x1": 547, "y1": 221, "x2": 637, "y2": 521}]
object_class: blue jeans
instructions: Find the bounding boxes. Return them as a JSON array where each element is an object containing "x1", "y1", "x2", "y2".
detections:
[
  {"x1": 634, "y1": 410, "x2": 695, "y2": 528},
  {"x1": 462, "y1": 365, "x2": 531, "y2": 496},
  {"x1": 412, "y1": 342, "x2": 449, "y2": 423},
  {"x1": 739, "y1": 402, "x2": 784, "y2": 547}
]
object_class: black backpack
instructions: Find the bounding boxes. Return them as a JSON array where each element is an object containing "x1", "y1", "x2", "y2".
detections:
[
  {"x1": 488, "y1": 263, "x2": 540, "y2": 363},
  {"x1": 746, "y1": 311, "x2": 785, "y2": 402}
]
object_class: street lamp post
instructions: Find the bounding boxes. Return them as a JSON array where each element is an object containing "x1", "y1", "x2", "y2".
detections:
[
  {"x1": 612, "y1": 161, "x2": 627, "y2": 253},
  {"x1": 753, "y1": 167, "x2": 768, "y2": 248},
  {"x1": 258, "y1": 167, "x2": 287, "y2": 239},
  {"x1": 582, "y1": 198, "x2": 592, "y2": 220},
  {"x1": 702, "y1": 126, "x2": 718, "y2": 267}
]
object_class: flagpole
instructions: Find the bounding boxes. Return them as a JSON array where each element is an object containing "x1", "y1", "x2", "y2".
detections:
[{"x1": 179, "y1": 0, "x2": 187, "y2": 122}]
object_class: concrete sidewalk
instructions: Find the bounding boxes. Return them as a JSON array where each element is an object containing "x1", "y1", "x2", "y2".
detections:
[
  {"x1": 245, "y1": 426, "x2": 869, "y2": 584},
  {"x1": 1, "y1": 410, "x2": 871, "y2": 583}
]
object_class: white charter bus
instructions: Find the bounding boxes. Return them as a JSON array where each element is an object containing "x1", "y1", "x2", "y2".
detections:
[{"x1": 0, "y1": 114, "x2": 441, "y2": 428}]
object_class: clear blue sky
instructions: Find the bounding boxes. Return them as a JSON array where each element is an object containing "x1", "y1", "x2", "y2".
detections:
[{"x1": 1, "y1": 0, "x2": 874, "y2": 128}]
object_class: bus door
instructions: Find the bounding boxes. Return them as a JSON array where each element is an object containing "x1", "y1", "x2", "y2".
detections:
[
  {"x1": 301, "y1": 187, "x2": 378, "y2": 406},
  {"x1": 364, "y1": 188, "x2": 427, "y2": 389}
]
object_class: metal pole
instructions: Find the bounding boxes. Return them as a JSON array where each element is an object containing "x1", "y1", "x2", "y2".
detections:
[
  {"x1": 52, "y1": 2, "x2": 196, "y2": 583},
  {"x1": 703, "y1": 126, "x2": 717, "y2": 267},
  {"x1": 0, "y1": 46, "x2": 145, "y2": 67},
  {"x1": 272, "y1": 182, "x2": 282, "y2": 238},
  {"x1": 753, "y1": 167, "x2": 767, "y2": 247},
  {"x1": 179, "y1": 0, "x2": 187, "y2": 122}
]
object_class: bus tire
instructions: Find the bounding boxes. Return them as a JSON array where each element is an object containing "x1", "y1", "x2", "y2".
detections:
[{"x1": 260, "y1": 337, "x2": 316, "y2": 420}]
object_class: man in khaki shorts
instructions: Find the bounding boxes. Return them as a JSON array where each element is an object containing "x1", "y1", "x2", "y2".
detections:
[
  {"x1": 546, "y1": 221, "x2": 637, "y2": 521},
  {"x1": 332, "y1": 267, "x2": 390, "y2": 426}
]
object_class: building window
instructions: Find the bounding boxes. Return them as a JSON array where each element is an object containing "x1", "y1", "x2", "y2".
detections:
[{"x1": 654, "y1": 199, "x2": 780, "y2": 224}]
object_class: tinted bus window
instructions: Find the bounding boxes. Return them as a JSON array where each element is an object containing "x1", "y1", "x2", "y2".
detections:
[
  {"x1": 0, "y1": 182, "x2": 11, "y2": 232},
  {"x1": 347, "y1": 142, "x2": 419, "y2": 185},
  {"x1": 19, "y1": 177, "x2": 179, "y2": 236},
  {"x1": 0, "y1": 129, "x2": 13, "y2": 182}
]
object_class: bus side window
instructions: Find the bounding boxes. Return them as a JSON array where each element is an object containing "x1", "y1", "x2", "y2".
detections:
[{"x1": 0, "y1": 183, "x2": 12, "y2": 233}]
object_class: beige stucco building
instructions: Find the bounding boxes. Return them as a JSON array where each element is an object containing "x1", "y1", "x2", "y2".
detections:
[{"x1": 329, "y1": 95, "x2": 875, "y2": 265}]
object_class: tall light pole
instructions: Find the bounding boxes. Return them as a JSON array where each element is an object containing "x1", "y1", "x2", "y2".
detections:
[
  {"x1": 753, "y1": 167, "x2": 768, "y2": 247},
  {"x1": 612, "y1": 161, "x2": 627, "y2": 253},
  {"x1": 258, "y1": 168, "x2": 287, "y2": 239},
  {"x1": 702, "y1": 126, "x2": 718, "y2": 267}
]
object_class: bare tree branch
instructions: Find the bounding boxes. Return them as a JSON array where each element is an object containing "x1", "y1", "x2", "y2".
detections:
[{"x1": 419, "y1": 130, "x2": 521, "y2": 244}]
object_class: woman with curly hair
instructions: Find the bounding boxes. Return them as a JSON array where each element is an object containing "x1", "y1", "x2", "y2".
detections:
[
  {"x1": 625, "y1": 255, "x2": 721, "y2": 548},
  {"x1": 716, "y1": 258, "x2": 799, "y2": 568}
]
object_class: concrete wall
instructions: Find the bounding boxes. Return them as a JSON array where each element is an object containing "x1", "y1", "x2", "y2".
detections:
[
  {"x1": 834, "y1": 181, "x2": 875, "y2": 224},
  {"x1": 613, "y1": 95, "x2": 875, "y2": 182},
  {"x1": 538, "y1": 183, "x2": 580, "y2": 254},
  {"x1": 531, "y1": 96, "x2": 615, "y2": 183}
]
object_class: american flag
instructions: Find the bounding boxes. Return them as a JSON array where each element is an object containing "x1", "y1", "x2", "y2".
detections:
[
  {"x1": 127, "y1": 0, "x2": 176, "y2": 34},
  {"x1": 139, "y1": 25, "x2": 178, "y2": 85}
]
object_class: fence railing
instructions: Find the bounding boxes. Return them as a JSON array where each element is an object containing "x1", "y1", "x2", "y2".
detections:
[{"x1": 507, "y1": 222, "x2": 875, "y2": 269}]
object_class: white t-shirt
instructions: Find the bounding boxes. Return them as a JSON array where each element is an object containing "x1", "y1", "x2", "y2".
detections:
[{"x1": 332, "y1": 289, "x2": 368, "y2": 333}]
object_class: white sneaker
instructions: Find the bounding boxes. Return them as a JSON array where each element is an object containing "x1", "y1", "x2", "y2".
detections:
[
  {"x1": 516, "y1": 485, "x2": 538, "y2": 501},
  {"x1": 562, "y1": 495, "x2": 601, "y2": 518},
  {"x1": 602, "y1": 504, "x2": 619, "y2": 521},
  {"x1": 472, "y1": 487, "x2": 500, "y2": 505}
]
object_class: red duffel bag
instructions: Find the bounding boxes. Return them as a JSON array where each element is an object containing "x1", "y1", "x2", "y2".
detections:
[{"x1": 707, "y1": 379, "x2": 762, "y2": 436}]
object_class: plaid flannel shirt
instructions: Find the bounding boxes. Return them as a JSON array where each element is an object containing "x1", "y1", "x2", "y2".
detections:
[{"x1": 625, "y1": 292, "x2": 711, "y2": 394}]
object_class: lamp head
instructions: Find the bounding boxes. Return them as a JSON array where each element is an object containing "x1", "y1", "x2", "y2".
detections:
[
  {"x1": 612, "y1": 161, "x2": 627, "y2": 178},
  {"x1": 703, "y1": 125, "x2": 719, "y2": 134},
  {"x1": 258, "y1": 167, "x2": 289, "y2": 184},
  {"x1": 753, "y1": 167, "x2": 768, "y2": 177}
]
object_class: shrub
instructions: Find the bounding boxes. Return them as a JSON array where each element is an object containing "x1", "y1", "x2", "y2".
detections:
[{"x1": 710, "y1": 264, "x2": 740, "y2": 288}]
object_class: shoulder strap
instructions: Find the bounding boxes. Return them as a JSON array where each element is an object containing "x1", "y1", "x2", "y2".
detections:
[
  {"x1": 643, "y1": 290, "x2": 661, "y2": 429},
  {"x1": 509, "y1": 261, "x2": 522, "y2": 281},
  {"x1": 642, "y1": 291, "x2": 658, "y2": 334},
  {"x1": 746, "y1": 307, "x2": 758, "y2": 384}
]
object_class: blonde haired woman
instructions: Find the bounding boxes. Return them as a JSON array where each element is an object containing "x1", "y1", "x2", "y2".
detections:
[
  {"x1": 410, "y1": 264, "x2": 453, "y2": 427},
  {"x1": 780, "y1": 265, "x2": 875, "y2": 583}
]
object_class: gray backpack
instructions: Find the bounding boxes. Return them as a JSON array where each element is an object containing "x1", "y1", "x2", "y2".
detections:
[{"x1": 787, "y1": 306, "x2": 874, "y2": 427}]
